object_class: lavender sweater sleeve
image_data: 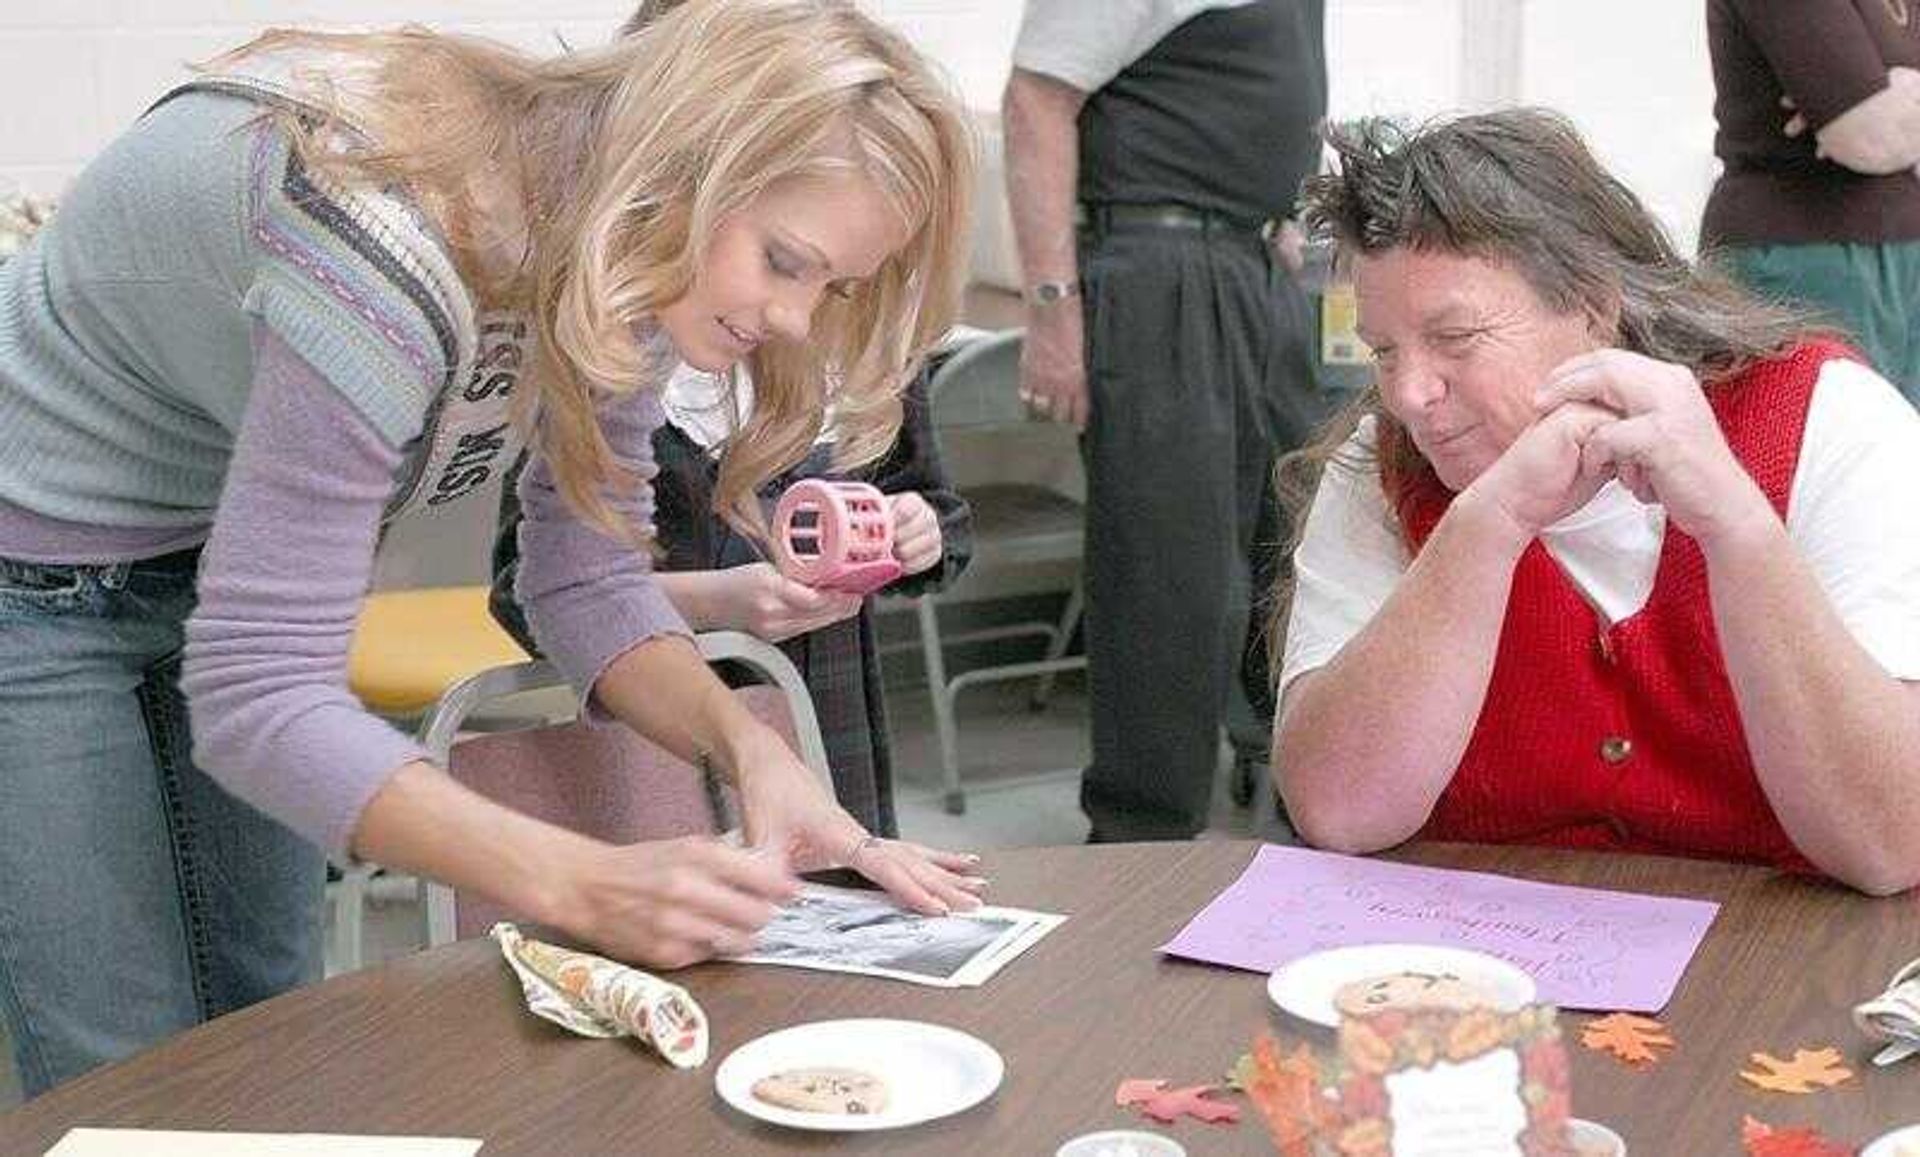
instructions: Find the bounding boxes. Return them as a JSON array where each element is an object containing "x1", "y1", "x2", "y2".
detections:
[
  {"x1": 514, "y1": 386, "x2": 691, "y2": 713},
  {"x1": 182, "y1": 326, "x2": 686, "y2": 856},
  {"x1": 179, "y1": 327, "x2": 430, "y2": 857}
]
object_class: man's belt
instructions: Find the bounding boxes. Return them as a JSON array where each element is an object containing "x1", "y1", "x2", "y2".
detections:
[{"x1": 1076, "y1": 202, "x2": 1277, "y2": 240}]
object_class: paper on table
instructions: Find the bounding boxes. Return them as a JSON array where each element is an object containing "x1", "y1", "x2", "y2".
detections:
[
  {"x1": 44, "y1": 1130, "x2": 481, "y2": 1156},
  {"x1": 730, "y1": 884, "x2": 1065, "y2": 988},
  {"x1": 1160, "y1": 845, "x2": 1720, "y2": 1012}
]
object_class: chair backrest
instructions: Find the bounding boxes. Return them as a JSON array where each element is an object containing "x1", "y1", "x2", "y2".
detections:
[
  {"x1": 925, "y1": 328, "x2": 1085, "y2": 506},
  {"x1": 417, "y1": 631, "x2": 832, "y2": 945},
  {"x1": 926, "y1": 328, "x2": 1026, "y2": 429}
]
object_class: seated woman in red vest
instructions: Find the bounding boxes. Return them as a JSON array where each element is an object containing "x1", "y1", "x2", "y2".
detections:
[{"x1": 1272, "y1": 109, "x2": 1920, "y2": 894}]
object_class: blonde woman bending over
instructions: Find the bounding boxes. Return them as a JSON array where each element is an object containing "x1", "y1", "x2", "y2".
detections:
[{"x1": 0, "y1": 0, "x2": 979, "y2": 1096}]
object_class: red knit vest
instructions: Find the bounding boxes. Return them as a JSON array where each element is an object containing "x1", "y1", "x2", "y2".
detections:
[{"x1": 1389, "y1": 341, "x2": 1849, "y2": 870}]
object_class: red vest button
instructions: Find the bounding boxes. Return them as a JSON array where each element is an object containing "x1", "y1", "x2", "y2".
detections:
[{"x1": 1600, "y1": 736, "x2": 1633, "y2": 765}]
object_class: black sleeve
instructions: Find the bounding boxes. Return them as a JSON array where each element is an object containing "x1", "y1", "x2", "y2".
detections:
[
  {"x1": 1725, "y1": 0, "x2": 1891, "y2": 128},
  {"x1": 487, "y1": 451, "x2": 541, "y2": 656},
  {"x1": 864, "y1": 362, "x2": 973, "y2": 598}
]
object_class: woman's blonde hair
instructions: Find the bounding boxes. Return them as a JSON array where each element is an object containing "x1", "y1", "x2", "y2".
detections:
[{"x1": 220, "y1": 0, "x2": 974, "y2": 538}]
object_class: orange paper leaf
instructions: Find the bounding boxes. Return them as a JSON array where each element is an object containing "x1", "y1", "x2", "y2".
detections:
[
  {"x1": 1580, "y1": 1012, "x2": 1674, "y2": 1066},
  {"x1": 1740, "y1": 1114, "x2": 1855, "y2": 1156},
  {"x1": 1244, "y1": 1035, "x2": 1335, "y2": 1157},
  {"x1": 1739, "y1": 1047, "x2": 1855, "y2": 1094}
]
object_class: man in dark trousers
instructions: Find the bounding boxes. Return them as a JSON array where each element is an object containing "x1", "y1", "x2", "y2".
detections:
[{"x1": 1003, "y1": 0, "x2": 1328, "y2": 841}]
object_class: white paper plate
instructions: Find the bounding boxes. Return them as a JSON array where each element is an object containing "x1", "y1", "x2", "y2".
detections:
[
  {"x1": 1862, "y1": 1123, "x2": 1920, "y2": 1157},
  {"x1": 715, "y1": 1018, "x2": 1003, "y2": 1132},
  {"x1": 1265, "y1": 943, "x2": 1537, "y2": 1028}
]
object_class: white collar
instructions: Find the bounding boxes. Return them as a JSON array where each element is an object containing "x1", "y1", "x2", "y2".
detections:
[
  {"x1": 661, "y1": 364, "x2": 750, "y2": 453},
  {"x1": 661, "y1": 362, "x2": 845, "y2": 455}
]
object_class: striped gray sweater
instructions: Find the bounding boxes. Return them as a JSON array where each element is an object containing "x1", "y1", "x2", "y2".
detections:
[{"x1": 0, "y1": 85, "x2": 686, "y2": 856}]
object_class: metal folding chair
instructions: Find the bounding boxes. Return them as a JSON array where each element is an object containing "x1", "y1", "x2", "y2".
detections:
[
  {"x1": 882, "y1": 329, "x2": 1088, "y2": 815},
  {"x1": 326, "y1": 631, "x2": 832, "y2": 963}
]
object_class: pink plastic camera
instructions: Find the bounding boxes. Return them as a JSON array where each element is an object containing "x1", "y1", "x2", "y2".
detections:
[{"x1": 771, "y1": 479, "x2": 903, "y2": 595}]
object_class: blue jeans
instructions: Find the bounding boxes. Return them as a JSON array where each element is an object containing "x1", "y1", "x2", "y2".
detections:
[{"x1": 0, "y1": 550, "x2": 324, "y2": 1098}]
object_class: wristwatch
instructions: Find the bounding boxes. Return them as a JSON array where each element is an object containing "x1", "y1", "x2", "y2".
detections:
[{"x1": 1024, "y1": 279, "x2": 1081, "y2": 306}]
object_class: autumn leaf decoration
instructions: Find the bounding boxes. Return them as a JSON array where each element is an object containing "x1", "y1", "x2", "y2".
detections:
[
  {"x1": 1739, "y1": 1047, "x2": 1855, "y2": 1094},
  {"x1": 1114, "y1": 1078, "x2": 1169, "y2": 1107},
  {"x1": 1739, "y1": 1114, "x2": 1855, "y2": 1156},
  {"x1": 1114, "y1": 1078, "x2": 1241, "y2": 1125},
  {"x1": 1580, "y1": 1012, "x2": 1675, "y2": 1066},
  {"x1": 1242, "y1": 1035, "x2": 1338, "y2": 1157}
]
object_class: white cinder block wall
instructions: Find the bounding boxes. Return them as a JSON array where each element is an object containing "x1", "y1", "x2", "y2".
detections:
[{"x1": 1, "y1": 1, "x2": 1715, "y2": 252}]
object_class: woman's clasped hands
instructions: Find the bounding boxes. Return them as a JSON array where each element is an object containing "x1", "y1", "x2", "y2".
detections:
[{"x1": 1474, "y1": 348, "x2": 1778, "y2": 549}]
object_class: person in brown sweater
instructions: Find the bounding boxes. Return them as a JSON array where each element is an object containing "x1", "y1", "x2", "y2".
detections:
[{"x1": 1702, "y1": 0, "x2": 1920, "y2": 403}]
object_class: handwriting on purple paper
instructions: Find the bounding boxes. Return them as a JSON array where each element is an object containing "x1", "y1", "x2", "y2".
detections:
[{"x1": 1160, "y1": 846, "x2": 1719, "y2": 1012}]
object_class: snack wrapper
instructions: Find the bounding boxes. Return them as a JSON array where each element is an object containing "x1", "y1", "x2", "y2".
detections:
[
  {"x1": 1854, "y1": 956, "x2": 1920, "y2": 1067},
  {"x1": 491, "y1": 922, "x2": 709, "y2": 1068}
]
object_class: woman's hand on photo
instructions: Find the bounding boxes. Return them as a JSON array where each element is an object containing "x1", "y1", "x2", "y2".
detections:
[
  {"x1": 888, "y1": 491, "x2": 944, "y2": 575},
  {"x1": 557, "y1": 834, "x2": 800, "y2": 970},
  {"x1": 705, "y1": 562, "x2": 863, "y2": 642},
  {"x1": 731, "y1": 728, "x2": 987, "y2": 916},
  {"x1": 837, "y1": 833, "x2": 991, "y2": 917}
]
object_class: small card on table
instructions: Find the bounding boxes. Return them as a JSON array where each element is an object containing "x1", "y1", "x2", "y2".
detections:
[{"x1": 1333, "y1": 1004, "x2": 1572, "y2": 1157}]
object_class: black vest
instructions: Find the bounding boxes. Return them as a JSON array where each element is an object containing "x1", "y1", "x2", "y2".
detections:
[{"x1": 1077, "y1": 0, "x2": 1326, "y2": 225}]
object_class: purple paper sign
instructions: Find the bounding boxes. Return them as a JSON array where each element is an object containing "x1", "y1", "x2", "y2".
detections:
[{"x1": 1161, "y1": 845, "x2": 1720, "y2": 1011}]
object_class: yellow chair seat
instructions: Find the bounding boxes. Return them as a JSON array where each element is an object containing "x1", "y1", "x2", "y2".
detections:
[{"x1": 348, "y1": 586, "x2": 532, "y2": 717}]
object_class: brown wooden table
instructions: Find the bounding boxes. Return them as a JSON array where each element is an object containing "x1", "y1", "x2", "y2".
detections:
[{"x1": 3, "y1": 842, "x2": 1915, "y2": 1155}]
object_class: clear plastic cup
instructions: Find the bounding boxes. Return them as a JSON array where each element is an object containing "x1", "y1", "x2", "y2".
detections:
[
  {"x1": 1053, "y1": 1129, "x2": 1188, "y2": 1157},
  {"x1": 1568, "y1": 1117, "x2": 1627, "y2": 1156}
]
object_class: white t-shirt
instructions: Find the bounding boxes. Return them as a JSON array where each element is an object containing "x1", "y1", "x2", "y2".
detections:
[
  {"x1": 1279, "y1": 358, "x2": 1920, "y2": 695},
  {"x1": 1011, "y1": 0, "x2": 1258, "y2": 92}
]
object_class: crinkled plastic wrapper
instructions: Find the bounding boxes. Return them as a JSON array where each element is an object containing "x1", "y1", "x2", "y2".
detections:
[
  {"x1": 1854, "y1": 956, "x2": 1920, "y2": 1067},
  {"x1": 492, "y1": 922, "x2": 710, "y2": 1069}
]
